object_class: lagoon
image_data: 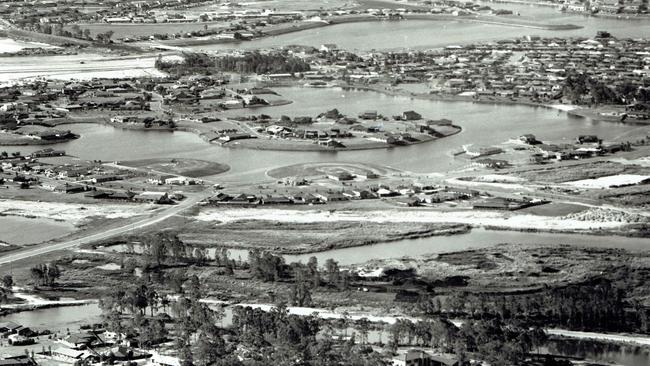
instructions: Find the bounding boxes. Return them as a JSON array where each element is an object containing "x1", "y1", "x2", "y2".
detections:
[
  {"x1": 187, "y1": 11, "x2": 650, "y2": 52},
  {"x1": 11, "y1": 87, "x2": 644, "y2": 182}
]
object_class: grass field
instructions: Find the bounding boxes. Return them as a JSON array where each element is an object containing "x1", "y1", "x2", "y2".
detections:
[
  {"x1": 120, "y1": 158, "x2": 230, "y2": 177},
  {"x1": 267, "y1": 162, "x2": 393, "y2": 179}
]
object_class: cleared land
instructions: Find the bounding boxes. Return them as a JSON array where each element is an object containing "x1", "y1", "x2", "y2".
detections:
[
  {"x1": 119, "y1": 158, "x2": 230, "y2": 177},
  {"x1": 267, "y1": 162, "x2": 394, "y2": 179},
  {"x1": 514, "y1": 161, "x2": 650, "y2": 183}
]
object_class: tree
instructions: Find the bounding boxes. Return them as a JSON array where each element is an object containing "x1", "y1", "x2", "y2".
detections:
[
  {"x1": 2, "y1": 275, "x2": 13, "y2": 289},
  {"x1": 324, "y1": 259, "x2": 340, "y2": 286}
]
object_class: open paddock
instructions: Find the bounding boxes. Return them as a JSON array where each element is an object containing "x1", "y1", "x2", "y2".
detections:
[
  {"x1": 118, "y1": 158, "x2": 230, "y2": 177},
  {"x1": 266, "y1": 162, "x2": 393, "y2": 179}
]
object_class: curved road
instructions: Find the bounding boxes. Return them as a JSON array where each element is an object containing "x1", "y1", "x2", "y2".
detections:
[{"x1": 0, "y1": 190, "x2": 212, "y2": 266}]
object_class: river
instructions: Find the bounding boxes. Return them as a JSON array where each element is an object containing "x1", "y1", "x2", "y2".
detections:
[{"x1": 10, "y1": 86, "x2": 645, "y2": 182}]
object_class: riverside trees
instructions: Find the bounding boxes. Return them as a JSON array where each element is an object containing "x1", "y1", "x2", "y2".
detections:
[{"x1": 29, "y1": 262, "x2": 60, "y2": 287}]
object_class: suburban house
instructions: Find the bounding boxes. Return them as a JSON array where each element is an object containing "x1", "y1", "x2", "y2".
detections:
[
  {"x1": 392, "y1": 350, "x2": 459, "y2": 366},
  {"x1": 151, "y1": 352, "x2": 181, "y2": 366},
  {"x1": 402, "y1": 110, "x2": 422, "y2": 120},
  {"x1": 328, "y1": 172, "x2": 355, "y2": 181},
  {"x1": 0, "y1": 355, "x2": 36, "y2": 366},
  {"x1": 134, "y1": 192, "x2": 172, "y2": 204},
  {"x1": 51, "y1": 348, "x2": 96, "y2": 363}
]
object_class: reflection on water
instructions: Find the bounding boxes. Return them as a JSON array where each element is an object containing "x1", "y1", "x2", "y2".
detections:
[
  {"x1": 544, "y1": 339, "x2": 650, "y2": 366},
  {"x1": 104, "y1": 228, "x2": 650, "y2": 266},
  {"x1": 0, "y1": 304, "x2": 102, "y2": 333}
]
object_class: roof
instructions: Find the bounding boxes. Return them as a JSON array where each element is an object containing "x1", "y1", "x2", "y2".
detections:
[
  {"x1": 52, "y1": 348, "x2": 84, "y2": 359},
  {"x1": 0, "y1": 322, "x2": 21, "y2": 330}
]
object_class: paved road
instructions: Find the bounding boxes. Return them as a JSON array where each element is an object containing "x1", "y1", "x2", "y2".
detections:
[{"x1": 0, "y1": 190, "x2": 212, "y2": 266}]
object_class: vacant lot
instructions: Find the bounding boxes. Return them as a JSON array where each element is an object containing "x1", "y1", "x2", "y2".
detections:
[
  {"x1": 267, "y1": 162, "x2": 392, "y2": 179},
  {"x1": 514, "y1": 161, "x2": 650, "y2": 183},
  {"x1": 120, "y1": 158, "x2": 229, "y2": 177}
]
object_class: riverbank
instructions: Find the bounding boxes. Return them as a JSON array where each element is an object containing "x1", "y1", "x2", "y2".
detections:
[
  {"x1": 151, "y1": 13, "x2": 581, "y2": 49},
  {"x1": 195, "y1": 206, "x2": 638, "y2": 233},
  {"x1": 179, "y1": 221, "x2": 472, "y2": 255},
  {"x1": 0, "y1": 133, "x2": 78, "y2": 146},
  {"x1": 218, "y1": 126, "x2": 461, "y2": 152}
]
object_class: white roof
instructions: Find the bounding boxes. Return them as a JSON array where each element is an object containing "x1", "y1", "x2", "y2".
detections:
[{"x1": 53, "y1": 347, "x2": 84, "y2": 359}]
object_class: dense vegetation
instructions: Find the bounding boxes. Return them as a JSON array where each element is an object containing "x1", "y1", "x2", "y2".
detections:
[
  {"x1": 155, "y1": 53, "x2": 217, "y2": 76},
  {"x1": 213, "y1": 52, "x2": 311, "y2": 74},
  {"x1": 562, "y1": 71, "x2": 650, "y2": 105}
]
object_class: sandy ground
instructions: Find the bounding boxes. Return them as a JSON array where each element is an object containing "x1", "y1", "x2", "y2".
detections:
[
  {"x1": 196, "y1": 207, "x2": 630, "y2": 231},
  {"x1": 564, "y1": 174, "x2": 650, "y2": 189},
  {"x1": 0, "y1": 38, "x2": 56, "y2": 53},
  {"x1": 0, "y1": 199, "x2": 154, "y2": 224},
  {"x1": 1, "y1": 287, "x2": 96, "y2": 310},
  {"x1": 0, "y1": 54, "x2": 165, "y2": 84},
  {"x1": 238, "y1": 303, "x2": 418, "y2": 324},
  {"x1": 546, "y1": 329, "x2": 650, "y2": 346}
]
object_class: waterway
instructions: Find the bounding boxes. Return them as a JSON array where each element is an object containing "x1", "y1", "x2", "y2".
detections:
[
  {"x1": 10, "y1": 87, "x2": 646, "y2": 182},
  {"x1": 103, "y1": 228, "x2": 650, "y2": 266}
]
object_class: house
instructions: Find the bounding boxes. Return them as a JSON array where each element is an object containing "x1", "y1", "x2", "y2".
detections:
[
  {"x1": 106, "y1": 191, "x2": 136, "y2": 201},
  {"x1": 0, "y1": 322, "x2": 22, "y2": 334},
  {"x1": 358, "y1": 172, "x2": 379, "y2": 179},
  {"x1": 376, "y1": 188, "x2": 398, "y2": 197},
  {"x1": 519, "y1": 134, "x2": 540, "y2": 145},
  {"x1": 317, "y1": 138, "x2": 345, "y2": 148},
  {"x1": 577, "y1": 135, "x2": 599, "y2": 144},
  {"x1": 165, "y1": 176, "x2": 201, "y2": 185},
  {"x1": 320, "y1": 43, "x2": 338, "y2": 52},
  {"x1": 392, "y1": 350, "x2": 459, "y2": 366},
  {"x1": 359, "y1": 110, "x2": 378, "y2": 120},
  {"x1": 316, "y1": 192, "x2": 348, "y2": 202},
  {"x1": 85, "y1": 190, "x2": 112, "y2": 199},
  {"x1": 134, "y1": 192, "x2": 172, "y2": 204},
  {"x1": 54, "y1": 183, "x2": 87, "y2": 194},
  {"x1": 218, "y1": 132, "x2": 253, "y2": 142},
  {"x1": 0, "y1": 355, "x2": 36, "y2": 366},
  {"x1": 474, "y1": 158, "x2": 509, "y2": 169},
  {"x1": 402, "y1": 110, "x2": 422, "y2": 121},
  {"x1": 51, "y1": 347, "x2": 95, "y2": 363},
  {"x1": 31, "y1": 148, "x2": 65, "y2": 158},
  {"x1": 225, "y1": 194, "x2": 259, "y2": 205},
  {"x1": 151, "y1": 352, "x2": 181, "y2": 366},
  {"x1": 148, "y1": 175, "x2": 175, "y2": 185},
  {"x1": 290, "y1": 193, "x2": 322, "y2": 204},
  {"x1": 261, "y1": 196, "x2": 293, "y2": 205},
  {"x1": 92, "y1": 175, "x2": 123, "y2": 184},
  {"x1": 328, "y1": 172, "x2": 355, "y2": 181},
  {"x1": 392, "y1": 350, "x2": 430, "y2": 366},
  {"x1": 59, "y1": 332, "x2": 102, "y2": 349},
  {"x1": 395, "y1": 196, "x2": 421, "y2": 207}
]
